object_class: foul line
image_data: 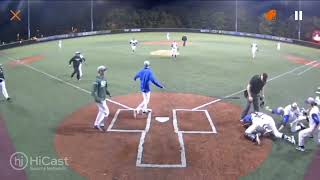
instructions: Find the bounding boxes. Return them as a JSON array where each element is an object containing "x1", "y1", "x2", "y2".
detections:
[
  {"x1": 0, "y1": 54, "x2": 133, "y2": 110},
  {"x1": 297, "y1": 62, "x2": 319, "y2": 76},
  {"x1": 192, "y1": 60, "x2": 317, "y2": 110}
]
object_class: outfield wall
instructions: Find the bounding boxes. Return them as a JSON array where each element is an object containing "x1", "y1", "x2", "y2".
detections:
[{"x1": 0, "y1": 28, "x2": 319, "y2": 50}]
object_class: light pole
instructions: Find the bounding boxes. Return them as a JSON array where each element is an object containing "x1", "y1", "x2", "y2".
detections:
[
  {"x1": 28, "y1": 0, "x2": 30, "y2": 39},
  {"x1": 91, "y1": 0, "x2": 94, "y2": 31},
  {"x1": 235, "y1": 0, "x2": 238, "y2": 32}
]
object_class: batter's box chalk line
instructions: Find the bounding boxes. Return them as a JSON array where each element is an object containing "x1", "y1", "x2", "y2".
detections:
[{"x1": 106, "y1": 108, "x2": 217, "y2": 168}]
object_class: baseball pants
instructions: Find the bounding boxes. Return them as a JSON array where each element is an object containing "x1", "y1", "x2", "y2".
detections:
[
  {"x1": 0, "y1": 80, "x2": 9, "y2": 99},
  {"x1": 79, "y1": 64, "x2": 83, "y2": 78},
  {"x1": 131, "y1": 46, "x2": 136, "y2": 52},
  {"x1": 298, "y1": 125, "x2": 317, "y2": 147},
  {"x1": 171, "y1": 49, "x2": 177, "y2": 57},
  {"x1": 94, "y1": 100, "x2": 109, "y2": 127},
  {"x1": 289, "y1": 116, "x2": 306, "y2": 132},
  {"x1": 136, "y1": 92, "x2": 151, "y2": 113},
  {"x1": 71, "y1": 67, "x2": 80, "y2": 80},
  {"x1": 252, "y1": 49, "x2": 257, "y2": 59}
]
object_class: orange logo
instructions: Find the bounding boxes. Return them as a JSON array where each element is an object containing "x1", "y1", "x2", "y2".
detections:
[{"x1": 264, "y1": 9, "x2": 277, "y2": 21}]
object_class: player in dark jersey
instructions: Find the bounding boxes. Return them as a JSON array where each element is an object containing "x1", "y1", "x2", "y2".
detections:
[
  {"x1": 69, "y1": 52, "x2": 86, "y2": 80},
  {"x1": 0, "y1": 64, "x2": 11, "y2": 101}
]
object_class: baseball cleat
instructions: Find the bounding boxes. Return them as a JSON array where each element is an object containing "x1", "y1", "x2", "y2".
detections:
[
  {"x1": 6, "y1": 97, "x2": 11, "y2": 102},
  {"x1": 255, "y1": 134, "x2": 261, "y2": 145},
  {"x1": 97, "y1": 126, "x2": 105, "y2": 132},
  {"x1": 296, "y1": 146, "x2": 305, "y2": 152}
]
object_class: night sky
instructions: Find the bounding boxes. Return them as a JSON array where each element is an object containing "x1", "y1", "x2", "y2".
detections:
[{"x1": 0, "y1": 0, "x2": 319, "y2": 42}]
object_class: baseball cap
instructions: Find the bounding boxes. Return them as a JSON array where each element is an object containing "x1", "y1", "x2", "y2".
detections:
[
  {"x1": 291, "y1": 102, "x2": 298, "y2": 109},
  {"x1": 75, "y1": 51, "x2": 81, "y2": 54},
  {"x1": 97, "y1": 65, "x2": 107, "y2": 72},
  {"x1": 144, "y1": 61, "x2": 150, "y2": 67},
  {"x1": 242, "y1": 114, "x2": 252, "y2": 123},
  {"x1": 305, "y1": 97, "x2": 315, "y2": 104}
]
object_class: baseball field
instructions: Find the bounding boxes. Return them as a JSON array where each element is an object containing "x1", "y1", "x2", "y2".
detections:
[{"x1": 0, "y1": 32, "x2": 319, "y2": 180}]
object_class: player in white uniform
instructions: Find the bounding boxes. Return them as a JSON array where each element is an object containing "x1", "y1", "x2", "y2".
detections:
[
  {"x1": 277, "y1": 42, "x2": 281, "y2": 51},
  {"x1": 171, "y1": 41, "x2": 178, "y2": 59},
  {"x1": 130, "y1": 38, "x2": 138, "y2": 53},
  {"x1": 251, "y1": 43, "x2": 258, "y2": 59},
  {"x1": 296, "y1": 97, "x2": 320, "y2": 152},
  {"x1": 58, "y1": 40, "x2": 62, "y2": 49},
  {"x1": 271, "y1": 102, "x2": 307, "y2": 132},
  {"x1": 0, "y1": 64, "x2": 11, "y2": 101},
  {"x1": 166, "y1": 32, "x2": 170, "y2": 40},
  {"x1": 241, "y1": 112, "x2": 295, "y2": 145}
]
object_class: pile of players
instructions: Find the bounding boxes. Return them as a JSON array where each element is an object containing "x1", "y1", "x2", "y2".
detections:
[{"x1": 241, "y1": 96, "x2": 320, "y2": 152}]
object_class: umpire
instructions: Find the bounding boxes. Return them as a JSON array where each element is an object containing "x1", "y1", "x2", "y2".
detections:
[
  {"x1": 182, "y1": 35, "x2": 187, "y2": 46},
  {"x1": 241, "y1": 73, "x2": 268, "y2": 119}
]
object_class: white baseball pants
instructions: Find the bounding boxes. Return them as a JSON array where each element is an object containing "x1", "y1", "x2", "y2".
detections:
[
  {"x1": 0, "y1": 80, "x2": 9, "y2": 99},
  {"x1": 94, "y1": 100, "x2": 109, "y2": 127},
  {"x1": 136, "y1": 92, "x2": 151, "y2": 113},
  {"x1": 298, "y1": 125, "x2": 317, "y2": 147}
]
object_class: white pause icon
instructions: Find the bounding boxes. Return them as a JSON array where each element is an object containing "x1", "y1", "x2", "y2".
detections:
[{"x1": 295, "y1": 11, "x2": 303, "y2": 21}]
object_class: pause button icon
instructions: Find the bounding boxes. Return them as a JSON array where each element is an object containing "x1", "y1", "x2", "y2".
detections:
[{"x1": 295, "y1": 11, "x2": 303, "y2": 21}]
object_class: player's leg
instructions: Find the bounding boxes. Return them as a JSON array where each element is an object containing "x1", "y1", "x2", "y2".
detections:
[
  {"x1": 252, "y1": 95, "x2": 260, "y2": 112},
  {"x1": 252, "y1": 49, "x2": 256, "y2": 59},
  {"x1": 94, "y1": 103, "x2": 105, "y2": 130},
  {"x1": 71, "y1": 67, "x2": 77, "y2": 78},
  {"x1": 78, "y1": 64, "x2": 83, "y2": 78},
  {"x1": 290, "y1": 116, "x2": 306, "y2": 132},
  {"x1": 76, "y1": 67, "x2": 80, "y2": 80},
  {"x1": 245, "y1": 124, "x2": 260, "y2": 144},
  {"x1": 136, "y1": 92, "x2": 145, "y2": 114},
  {"x1": 241, "y1": 100, "x2": 252, "y2": 119},
  {"x1": 0, "y1": 81, "x2": 10, "y2": 99},
  {"x1": 98, "y1": 100, "x2": 109, "y2": 127},
  {"x1": 297, "y1": 127, "x2": 313, "y2": 151},
  {"x1": 142, "y1": 92, "x2": 151, "y2": 112}
]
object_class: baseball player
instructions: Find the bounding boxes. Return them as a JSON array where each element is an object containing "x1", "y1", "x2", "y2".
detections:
[
  {"x1": 58, "y1": 40, "x2": 62, "y2": 49},
  {"x1": 277, "y1": 42, "x2": 281, "y2": 51},
  {"x1": 171, "y1": 41, "x2": 178, "y2": 59},
  {"x1": 296, "y1": 97, "x2": 320, "y2": 152},
  {"x1": 166, "y1": 32, "x2": 170, "y2": 40},
  {"x1": 242, "y1": 112, "x2": 295, "y2": 145},
  {"x1": 91, "y1": 65, "x2": 111, "y2": 131},
  {"x1": 69, "y1": 52, "x2": 86, "y2": 80},
  {"x1": 129, "y1": 38, "x2": 138, "y2": 53},
  {"x1": 251, "y1": 42, "x2": 258, "y2": 59},
  {"x1": 271, "y1": 102, "x2": 307, "y2": 132},
  {"x1": 0, "y1": 64, "x2": 11, "y2": 101},
  {"x1": 133, "y1": 61, "x2": 164, "y2": 117}
]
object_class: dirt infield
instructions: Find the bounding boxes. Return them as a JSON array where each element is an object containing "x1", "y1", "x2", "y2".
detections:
[
  {"x1": 8, "y1": 55, "x2": 44, "y2": 67},
  {"x1": 0, "y1": 115, "x2": 27, "y2": 180},
  {"x1": 55, "y1": 92, "x2": 272, "y2": 180},
  {"x1": 143, "y1": 41, "x2": 192, "y2": 46},
  {"x1": 285, "y1": 55, "x2": 317, "y2": 66}
]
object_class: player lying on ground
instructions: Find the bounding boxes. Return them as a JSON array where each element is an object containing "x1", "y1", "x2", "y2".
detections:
[
  {"x1": 271, "y1": 102, "x2": 307, "y2": 132},
  {"x1": 130, "y1": 38, "x2": 138, "y2": 53},
  {"x1": 296, "y1": 97, "x2": 320, "y2": 152},
  {"x1": 241, "y1": 112, "x2": 296, "y2": 145},
  {"x1": 69, "y1": 52, "x2": 86, "y2": 80},
  {"x1": 133, "y1": 61, "x2": 164, "y2": 118},
  {"x1": 91, "y1": 65, "x2": 111, "y2": 131}
]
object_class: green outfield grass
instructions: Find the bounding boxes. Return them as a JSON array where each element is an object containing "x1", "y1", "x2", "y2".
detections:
[{"x1": 0, "y1": 32, "x2": 319, "y2": 180}]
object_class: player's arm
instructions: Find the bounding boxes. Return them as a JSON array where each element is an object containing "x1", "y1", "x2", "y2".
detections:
[
  {"x1": 105, "y1": 82, "x2": 111, "y2": 98},
  {"x1": 150, "y1": 73, "x2": 163, "y2": 89},
  {"x1": 246, "y1": 84, "x2": 252, "y2": 100},
  {"x1": 69, "y1": 57, "x2": 74, "y2": 66},
  {"x1": 278, "y1": 115, "x2": 289, "y2": 131},
  {"x1": 91, "y1": 82, "x2": 101, "y2": 103},
  {"x1": 134, "y1": 71, "x2": 141, "y2": 81}
]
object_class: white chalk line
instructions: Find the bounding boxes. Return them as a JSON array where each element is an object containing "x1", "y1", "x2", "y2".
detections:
[
  {"x1": 108, "y1": 108, "x2": 216, "y2": 168},
  {"x1": 297, "y1": 62, "x2": 319, "y2": 76},
  {"x1": 192, "y1": 60, "x2": 318, "y2": 110},
  {"x1": 0, "y1": 54, "x2": 133, "y2": 110}
]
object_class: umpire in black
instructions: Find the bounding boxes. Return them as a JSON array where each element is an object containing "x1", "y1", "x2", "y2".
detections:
[
  {"x1": 241, "y1": 73, "x2": 268, "y2": 119},
  {"x1": 182, "y1": 35, "x2": 187, "y2": 46}
]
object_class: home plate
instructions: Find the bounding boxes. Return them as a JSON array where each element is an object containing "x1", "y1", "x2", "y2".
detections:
[{"x1": 155, "y1": 117, "x2": 170, "y2": 123}]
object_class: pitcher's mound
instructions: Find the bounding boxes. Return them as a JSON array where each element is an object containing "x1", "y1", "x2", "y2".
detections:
[{"x1": 150, "y1": 50, "x2": 179, "y2": 57}]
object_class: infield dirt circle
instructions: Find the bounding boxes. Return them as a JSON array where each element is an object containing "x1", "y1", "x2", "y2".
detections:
[{"x1": 55, "y1": 92, "x2": 272, "y2": 180}]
